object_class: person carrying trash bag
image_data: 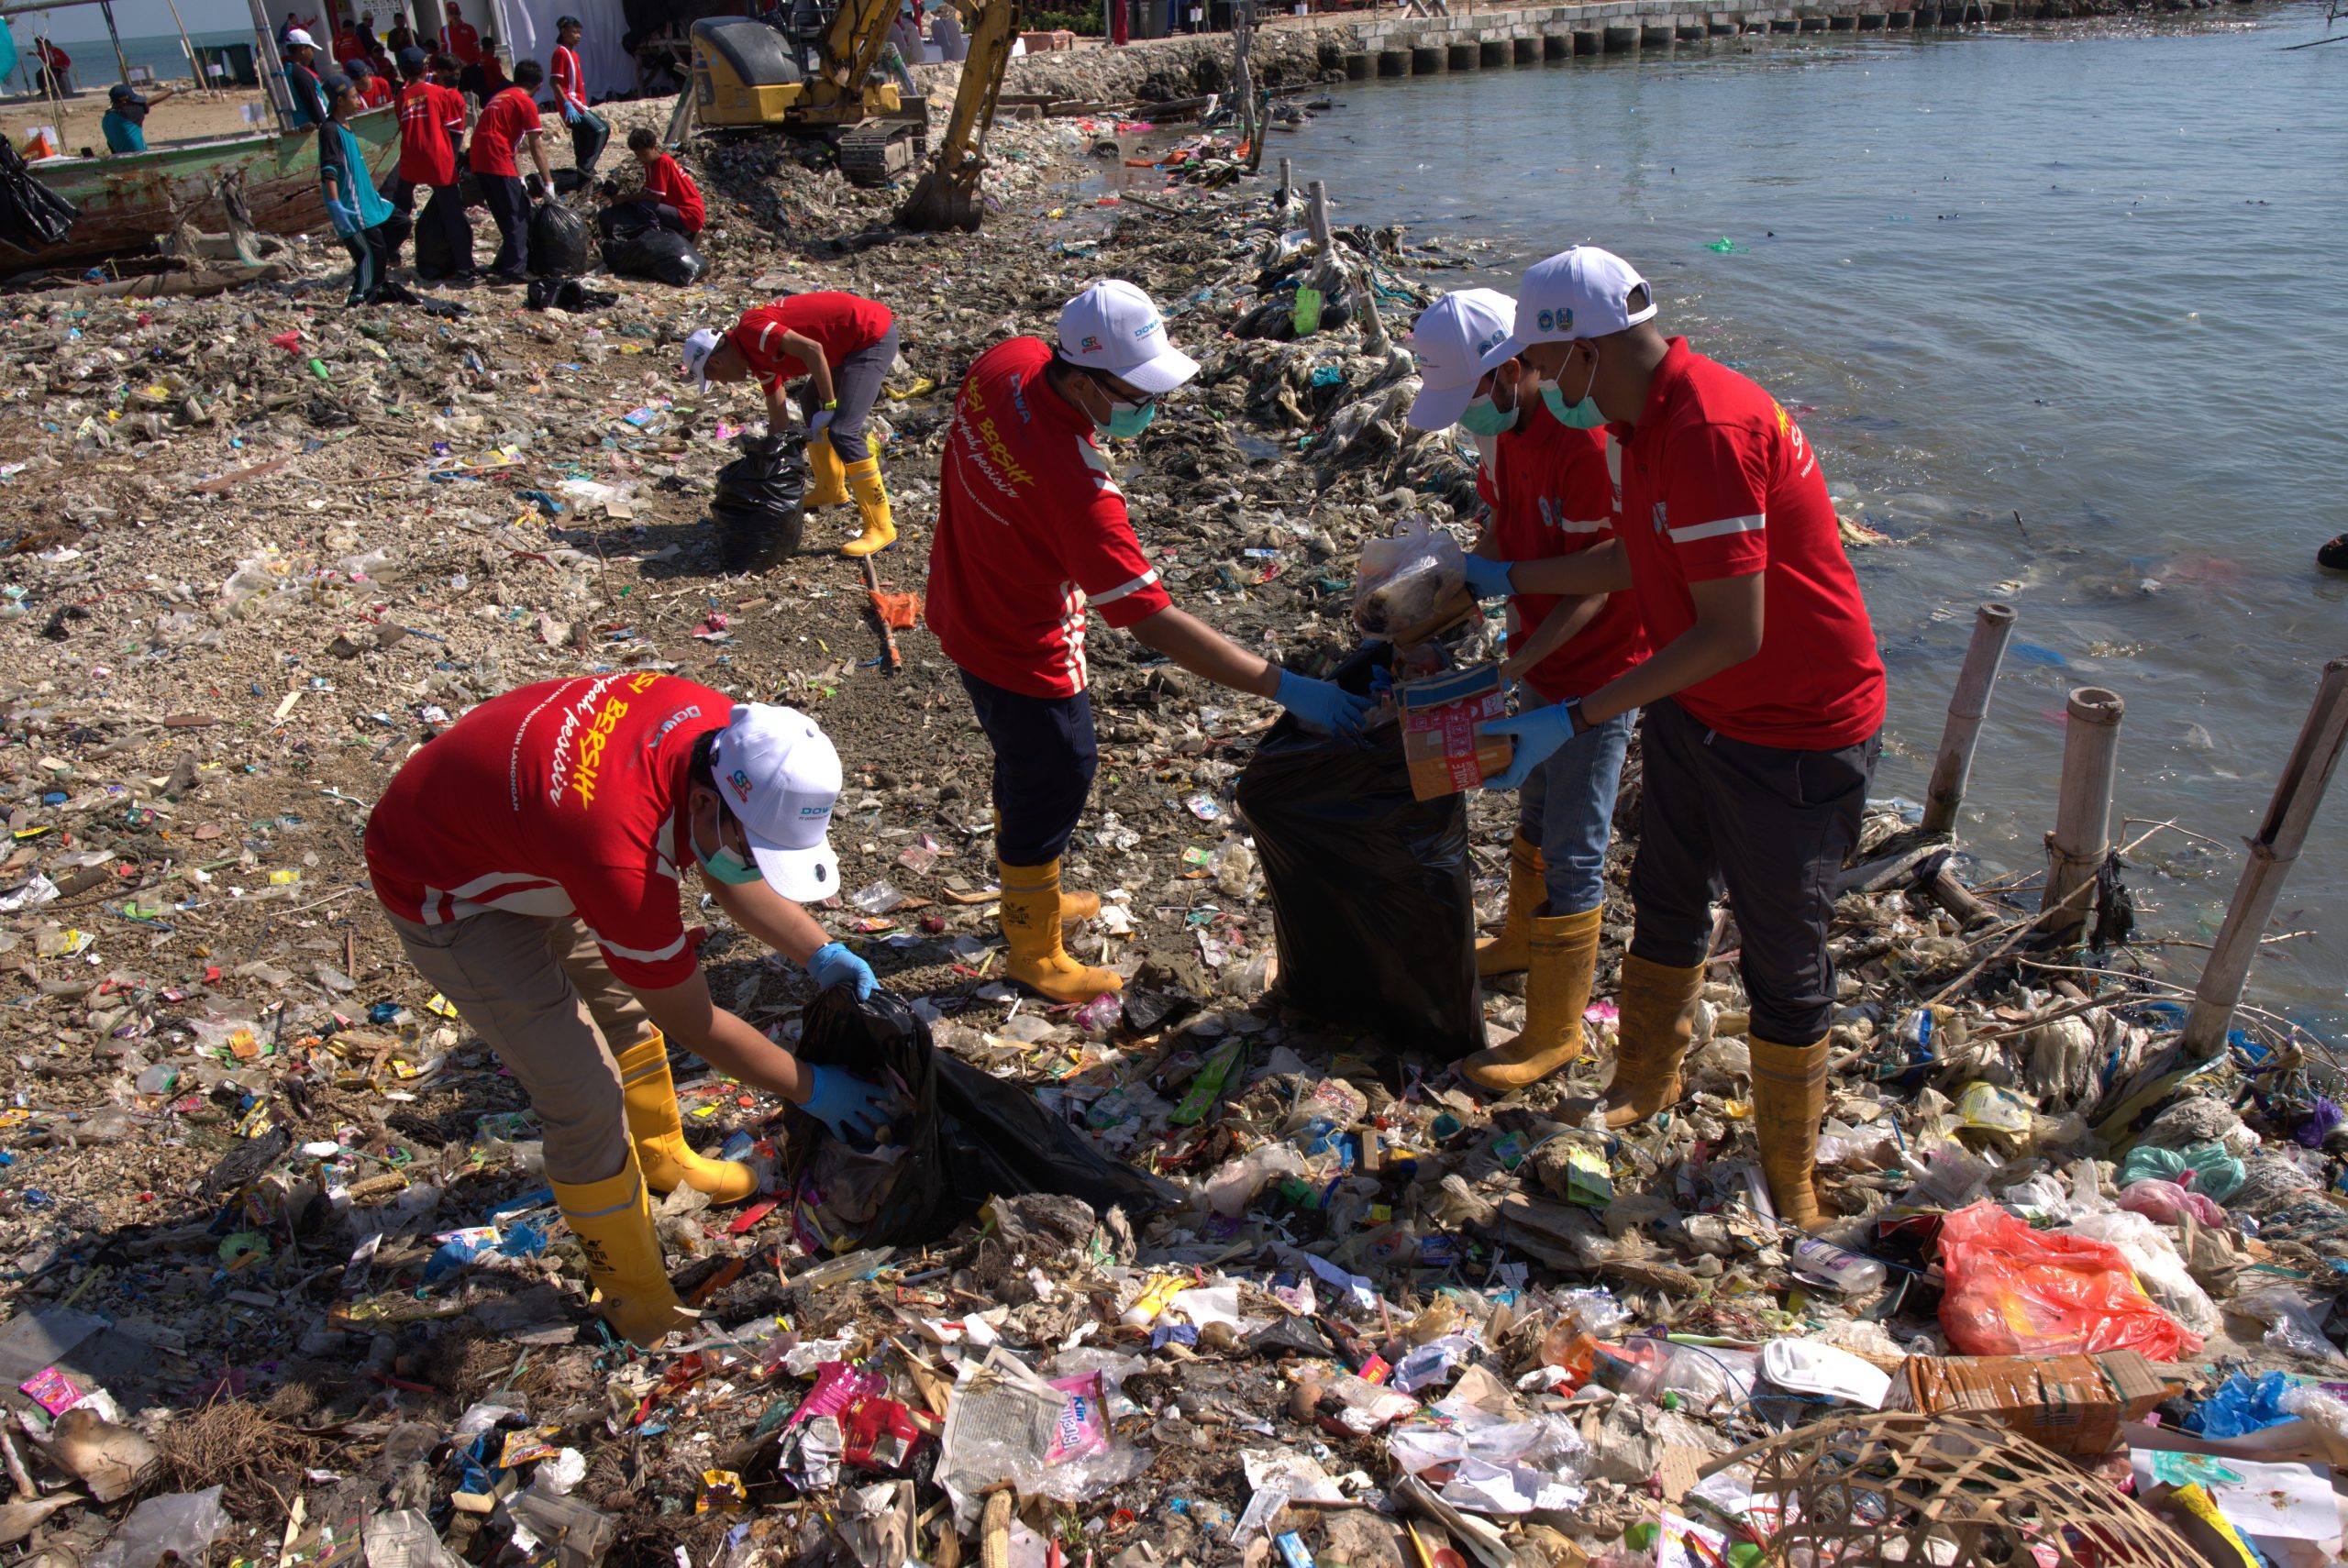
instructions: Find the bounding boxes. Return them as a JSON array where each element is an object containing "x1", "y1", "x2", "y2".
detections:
[
  {"x1": 681, "y1": 293, "x2": 900, "y2": 558},
  {"x1": 548, "y1": 16, "x2": 607, "y2": 177},
  {"x1": 1401, "y1": 288, "x2": 1647, "y2": 1094},
  {"x1": 925, "y1": 280, "x2": 1373, "y2": 1004},
  {"x1": 363, "y1": 679, "x2": 892, "y2": 1343},
  {"x1": 1456, "y1": 247, "x2": 1886, "y2": 1231},
  {"x1": 469, "y1": 58, "x2": 553, "y2": 284}
]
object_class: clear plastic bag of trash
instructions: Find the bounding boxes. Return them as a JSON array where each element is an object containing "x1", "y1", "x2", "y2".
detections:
[
  {"x1": 1352, "y1": 515, "x2": 1464, "y2": 637},
  {"x1": 1205, "y1": 1142, "x2": 1310, "y2": 1217},
  {"x1": 2059, "y1": 1211, "x2": 2221, "y2": 1339},
  {"x1": 365, "y1": 1507, "x2": 465, "y2": 1568},
  {"x1": 2230, "y1": 1286, "x2": 2348, "y2": 1364},
  {"x1": 89, "y1": 1485, "x2": 230, "y2": 1568},
  {"x1": 936, "y1": 1350, "x2": 1148, "y2": 1529}
]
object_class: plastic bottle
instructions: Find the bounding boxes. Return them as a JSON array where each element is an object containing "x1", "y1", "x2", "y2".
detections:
[
  {"x1": 788, "y1": 1245, "x2": 894, "y2": 1293},
  {"x1": 1120, "y1": 1274, "x2": 1185, "y2": 1328},
  {"x1": 1789, "y1": 1236, "x2": 1889, "y2": 1295}
]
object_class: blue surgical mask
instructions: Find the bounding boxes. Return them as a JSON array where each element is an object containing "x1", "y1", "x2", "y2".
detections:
[
  {"x1": 1102, "y1": 400, "x2": 1157, "y2": 439},
  {"x1": 1458, "y1": 394, "x2": 1517, "y2": 437},
  {"x1": 692, "y1": 812, "x2": 764, "y2": 885},
  {"x1": 1541, "y1": 347, "x2": 1606, "y2": 430}
]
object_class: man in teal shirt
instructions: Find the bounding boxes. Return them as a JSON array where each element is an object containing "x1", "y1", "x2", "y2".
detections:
[{"x1": 101, "y1": 83, "x2": 179, "y2": 153}]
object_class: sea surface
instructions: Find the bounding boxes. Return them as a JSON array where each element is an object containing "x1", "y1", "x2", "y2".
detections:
[
  {"x1": 1269, "y1": 6, "x2": 2348, "y2": 1032},
  {"x1": 7, "y1": 28, "x2": 258, "y2": 92}
]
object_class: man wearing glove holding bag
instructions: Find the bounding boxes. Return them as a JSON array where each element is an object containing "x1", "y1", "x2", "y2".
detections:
[
  {"x1": 1458, "y1": 248, "x2": 1885, "y2": 1231},
  {"x1": 927, "y1": 280, "x2": 1372, "y2": 1006},
  {"x1": 366, "y1": 679, "x2": 893, "y2": 1343},
  {"x1": 1401, "y1": 288, "x2": 1646, "y2": 1096}
]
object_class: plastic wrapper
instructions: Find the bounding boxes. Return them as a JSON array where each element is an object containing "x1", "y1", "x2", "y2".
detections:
[
  {"x1": 2190, "y1": 1370, "x2": 2299, "y2": 1439},
  {"x1": 1936, "y1": 1199, "x2": 2201, "y2": 1361},
  {"x1": 1235, "y1": 645, "x2": 1480, "y2": 1056},
  {"x1": 1352, "y1": 515, "x2": 1465, "y2": 637},
  {"x1": 2117, "y1": 1177, "x2": 2226, "y2": 1227},
  {"x1": 936, "y1": 1352, "x2": 1147, "y2": 1529},
  {"x1": 89, "y1": 1486, "x2": 230, "y2": 1568},
  {"x1": 711, "y1": 432, "x2": 808, "y2": 575},
  {"x1": 2229, "y1": 1286, "x2": 2347, "y2": 1364},
  {"x1": 2060, "y1": 1210, "x2": 2221, "y2": 1338}
]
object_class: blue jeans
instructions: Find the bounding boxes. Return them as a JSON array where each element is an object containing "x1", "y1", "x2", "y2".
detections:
[{"x1": 1515, "y1": 704, "x2": 1636, "y2": 916}]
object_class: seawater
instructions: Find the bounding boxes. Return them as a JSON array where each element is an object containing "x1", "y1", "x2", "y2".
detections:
[{"x1": 1275, "y1": 5, "x2": 2348, "y2": 1032}]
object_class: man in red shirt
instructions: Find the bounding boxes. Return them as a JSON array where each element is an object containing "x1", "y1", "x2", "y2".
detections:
[
  {"x1": 366, "y1": 680, "x2": 888, "y2": 1344},
  {"x1": 467, "y1": 58, "x2": 551, "y2": 282},
  {"x1": 393, "y1": 47, "x2": 471, "y2": 282},
  {"x1": 1465, "y1": 248, "x2": 1887, "y2": 1231},
  {"x1": 438, "y1": 0, "x2": 482, "y2": 64},
  {"x1": 346, "y1": 55, "x2": 393, "y2": 107},
  {"x1": 683, "y1": 291, "x2": 898, "y2": 558},
  {"x1": 548, "y1": 16, "x2": 606, "y2": 175},
  {"x1": 1401, "y1": 288, "x2": 1647, "y2": 1094},
  {"x1": 925, "y1": 281, "x2": 1370, "y2": 1003},
  {"x1": 599, "y1": 126, "x2": 703, "y2": 238}
]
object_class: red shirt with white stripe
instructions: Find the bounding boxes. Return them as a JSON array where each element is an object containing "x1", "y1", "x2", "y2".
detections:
[
  {"x1": 469, "y1": 84, "x2": 540, "y2": 178},
  {"x1": 1612, "y1": 337, "x2": 1885, "y2": 750},
  {"x1": 642, "y1": 152, "x2": 703, "y2": 234},
  {"x1": 1476, "y1": 406, "x2": 1647, "y2": 704},
  {"x1": 394, "y1": 79, "x2": 464, "y2": 186},
  {"x1": 365, "y1": 675, "x2": 730, "y2": 988},
  {"x1": 729, "y1": 293, "x2": 894, "y2": 393},
  {"x1": 549, "y1": 42, "x2": 587, "y2": 113},
  {"x1": 925, "y1": 336, "x2": 1173, "y2": 698}
]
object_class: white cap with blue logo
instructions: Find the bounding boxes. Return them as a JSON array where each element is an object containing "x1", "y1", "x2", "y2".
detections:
[
  {"x1": 1057, "y1": 279, "x2": 1200, "y2": 396},
  {"x1": 708, "y1": 704, "x2": 841, "y2": 900},
  {"x1": 1479, "y1": 246, "x2": 1657, "y2": 373},
  {"x1": 1404, "y1": 288, "x2": 1516, "y2": 432}
]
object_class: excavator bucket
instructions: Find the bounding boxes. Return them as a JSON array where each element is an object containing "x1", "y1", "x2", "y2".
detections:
[
  {"x1": 897, "y1": 0, "x2": 1020, "y2": 232},
  {"x1": 897, "y1": 164, "x2": 983, "y2": 233}
]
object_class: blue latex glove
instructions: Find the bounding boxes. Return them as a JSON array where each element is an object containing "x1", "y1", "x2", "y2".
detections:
[
  {"x1": 560, "y1": 100, "x2": 580, "y2": 125},
  {"x1": 1479, "y1": 702, "x2": 1579, "y2": 791},
  {"x1": 325, "y1": 197, "x2": 359, "y2": 235},
  {"x1": 1461, "y1": 554, "x2": 1517, "y2": 600},
  {"x1": 800, "y1": 1065, "x2": 891, "y2": 1141},
  {"x1": 806, "y1": 940, "x2": 876, "y2": 999},
  {"x1": 1275, "y1": 669, "x2": 1372, "y2": 737},
  {"x1": 807, "y1": 407, "x2": 835, "y2": 436}
]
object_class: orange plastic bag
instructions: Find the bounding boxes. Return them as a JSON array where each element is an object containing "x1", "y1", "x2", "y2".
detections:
[{"x1": 1936, "y1": 1199, "x2": 2201, "y2": 1362}]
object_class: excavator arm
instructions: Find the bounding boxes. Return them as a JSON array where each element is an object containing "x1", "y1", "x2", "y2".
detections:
[
  {"x1": 818, "y1": 0, "x2": 909, "y2": 95},
  {"x1": 896, "y1": 0, "x2": 1022, "y2": 232}
]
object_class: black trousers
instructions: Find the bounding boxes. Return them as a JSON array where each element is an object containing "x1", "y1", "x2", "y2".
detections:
[
  {"x1": 480, "y1": 171, "x2": 530, "y2": 278},
  {"x1": 959, "y1": 669, "x2": 1098, "y2": 867},
  {"x1": 1627, "y1": 697, "x2": 1878, "y2": 1043},
  {"x1": 568, "y1": 109, "x2": 607, "y2": 175},
  {"x1": 341, "y1": 219, "x2": 396, "y2": 303}
]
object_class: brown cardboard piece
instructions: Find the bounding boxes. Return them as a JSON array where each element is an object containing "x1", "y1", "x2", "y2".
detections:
[
  {"x1": 1397, "y1": 662, "x2": 1512, "y2": 801},
  {"x1": 1894, "y1": 1350, "x2": 2179, "y2": 1456}
]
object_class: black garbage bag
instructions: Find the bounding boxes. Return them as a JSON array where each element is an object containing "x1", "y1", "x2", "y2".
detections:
[
  {"x1": 1234, "y1": 646, "x2": 1479, "y2": 1056},
  {"x1": 526, "y1": 199, "x2": 591, "y2": 278},
  {"x1": 711, "y1": 431, "x2": 808, "y2": 572},
  {"x1": 785, "y1": 987, "x2": 1174, "y2": 1247},
  {"x1": 0, "y1": 137, "x2": 75, "y2": 255},
  {"x1": 603, "y1": 221, "x2": 707, "y2": 286},
  {"x1": 414, "y1": 190, "x2": 473, "y2": 280}
]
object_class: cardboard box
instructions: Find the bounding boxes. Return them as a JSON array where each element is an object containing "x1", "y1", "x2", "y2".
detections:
[
  {"x1": 1895, "y1": 1351, "x2": 2176, "y2": 1456},
  {"x1": 1398, "y1": 663, "x2": 1512, "y2": 801}
]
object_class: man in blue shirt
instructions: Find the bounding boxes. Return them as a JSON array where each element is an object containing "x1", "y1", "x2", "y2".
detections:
[
  {"x1": 101, "y1": 83, "x2": 179, "y2": 154},
  {"x1": 282, "y1": 29, "x2": 331, "y2": 127}
]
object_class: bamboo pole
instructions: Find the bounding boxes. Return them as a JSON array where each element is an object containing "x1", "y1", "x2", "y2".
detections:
[
  {"x1": 1277, "y1": 154, "x2": 1290, "y2": 205},
  {"x1": 1920, "y1": 601, "x2": 2017, "y2": 836},
  {"x1": 2179, "y1": 656, "x2": 2348, "y2": 1059},
  {"x1": 159, "y1": 0, "x2": 205, "y2": 89},
  {"x1": 2039, "y1": 685, "x2": 2125, "y2": 943},
  {"x1": 1305, "y1": 176, "x2": 1330, "y2": 250},
  {"x1": 97, "y1": 0, "x2": 131, "y2": 85}
]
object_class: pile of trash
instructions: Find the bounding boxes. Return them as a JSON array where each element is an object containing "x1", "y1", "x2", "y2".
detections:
[{"x1": 0, "y1": 73, "x2": 2340, "y2": 1568}]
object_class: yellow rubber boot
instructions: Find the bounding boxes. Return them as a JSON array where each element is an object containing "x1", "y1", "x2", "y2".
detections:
[
  {"x1": 840, "y1": 454, "x2": 896, "y2": 557},
  {"x1": 805, "y1": 437, "x2": 848, "y2": 508},
  {"x1": 553, "y1": 1149, "x2": 688, "y2": 1347},
  {"x1": 1751, "y1": 1032, "x2": 1832, "y2": 1231},
  {"x1": 1000, "y1": 858, "x2": 1122, "y2": 1004},
  {"x1": 1461, "y1": 905, "x2": 1601, "y2": 1093},
  {"x1": 1568, "y1": 952, "x2": 1706, "y2": 1130},
  {"x1": 1476, "y1": 834, "x2": 1545, "y2": 979},
  {"x1": 615, "y1": 1032, "x2": 757, "y2": 1204},
  {"x1": 1059, "y1": 887, "x2": 1102, "y2": 925}
]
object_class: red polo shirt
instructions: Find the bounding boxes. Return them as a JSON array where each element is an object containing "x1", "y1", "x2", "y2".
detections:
[
  {"x1": 1476, "y1": 407, "x2": 1647, "y2": 704},
  {"x1": 1612, "y1": 338, "x2": 1885, "y2": 750},
  {"x1": 729, "y1": 293, "x2": 893, "y2": 392},
  {"x1": 395, "y1": 80, "x2": 461, "y2": 183},
  {"x1": 469, "y1": 84, "x2": 539, "y2": 178},
  {"x1": 440, "y1": 15, "x2": 481, "y2": 63},
  {"x1": 643, "y1": 153, "x2": 703, "y2": 234},
  {"x1": 925, "y1": 337, "x2": 1172, "y2": 698},
  {"x1": 549, "y1": 43, "x2": 587, "y2": 111},
  {"x1": 365, "y1": 674, "x2": 731, "y2": 989}
]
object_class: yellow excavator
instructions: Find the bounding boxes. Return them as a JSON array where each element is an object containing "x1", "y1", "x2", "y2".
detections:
[
  {"x1": 897, "y1": 0, "x2": 1022, "y2": 232},
  {"x1": 691, "y1": 0, "x2": 932, "y2": 186}
]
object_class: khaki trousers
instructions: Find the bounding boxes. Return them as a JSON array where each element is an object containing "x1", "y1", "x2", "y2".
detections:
[{"x1": 388, "y1": 911, "x2": 654, "y2": 1185}]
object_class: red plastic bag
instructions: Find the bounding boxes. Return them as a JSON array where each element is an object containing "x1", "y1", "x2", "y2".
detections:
[{"x1": 1936, "y1": 1199, "x2": 2202, "y2": 1362}]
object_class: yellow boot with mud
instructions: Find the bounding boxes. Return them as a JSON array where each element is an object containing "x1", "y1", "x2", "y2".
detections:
[
  {"x1": 1461, "y1": 905, "x2": 1602, "y2": 1093},
  {"x1": 840, "y1": 455, "x2": 896, "y2": 557},
  {"x1": 1475, "y1": 834, "x2": 1545, "y2": 979},
  {"x1": 615, "y1": 1032, "x2": 757, "y2": 1204},
  {"x1": 1751, "y1": 1032, "x2": 1832, "y2": 1231},
  {"x1": 1058, "y1": 887, "x2": 1102, "y2": 925},
  {"x1": 1570, "y1": 953, "x2": 1706, "y2": 1129},
  {"x1": 1000, "y1": 858, "x2": 1122, "y2": 1004},
  {"x1": 553, "y1": 1149, "x2": 689, "y2": 1347},
  {"x1": 805, "y1": 437, "x2": 848, "y2": 509}
]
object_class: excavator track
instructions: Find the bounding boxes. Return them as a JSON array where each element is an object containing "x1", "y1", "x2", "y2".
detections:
[{"x1": 836, "y1": 120, "x2": 928, "y2": 188}]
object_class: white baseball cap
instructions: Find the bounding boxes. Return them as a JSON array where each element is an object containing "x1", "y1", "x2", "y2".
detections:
[
  {"x1": 1404, "y1": 288, "x2": 1515, "y2": 431},
  {"x1": 707, "y1": 704, "x2": 841, "y2": 900},
  {"x1": 1479, "y1": 246, "x2": 1657, "y2": 373},
  {"x1": 284, "y1": 27, "x2": 316, "y2": 46},
  {"x1": 1057, "y1": 280, "x2": 1199, "y2": 396},
  {"x1": 681, "y1": 327, "x2": 723, "y2": 392}
]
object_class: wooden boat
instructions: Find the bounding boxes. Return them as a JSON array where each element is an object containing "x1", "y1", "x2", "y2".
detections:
[{"x1": 19, "y1": 105, "x2": 400, "y2": 270}]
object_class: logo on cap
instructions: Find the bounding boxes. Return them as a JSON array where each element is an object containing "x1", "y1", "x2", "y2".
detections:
[
  {"x1": 1133, "y1": 319, "x2": 1158, "y2": 339},
  {"x1": 727, "y1": 767, "x2": 752, "y2": 802},
  {"x1": 1079, "y1": 335, "x2": 1103, "y2": 354},
  {"x1": 1537, "y1": 308, "x2": 1573, "y2": 334}
]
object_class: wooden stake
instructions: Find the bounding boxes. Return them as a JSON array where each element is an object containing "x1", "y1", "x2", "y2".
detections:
[
  {"x1": 2039, "y1": 686, "x2": 2125, "y2": 943},
  {"x1": 1278, "y1": 155, "x2": 1291, "y2": 205},
  {"x1": 1305, "y1": 178, "x2": 1332, "y2": 252},
  {"x1": 2180, "y1": 656, "x2": 2348, "y2": 1059},
  {"x1": 1920, "y1": 601, "x2": 2017, "y2": 836}
]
